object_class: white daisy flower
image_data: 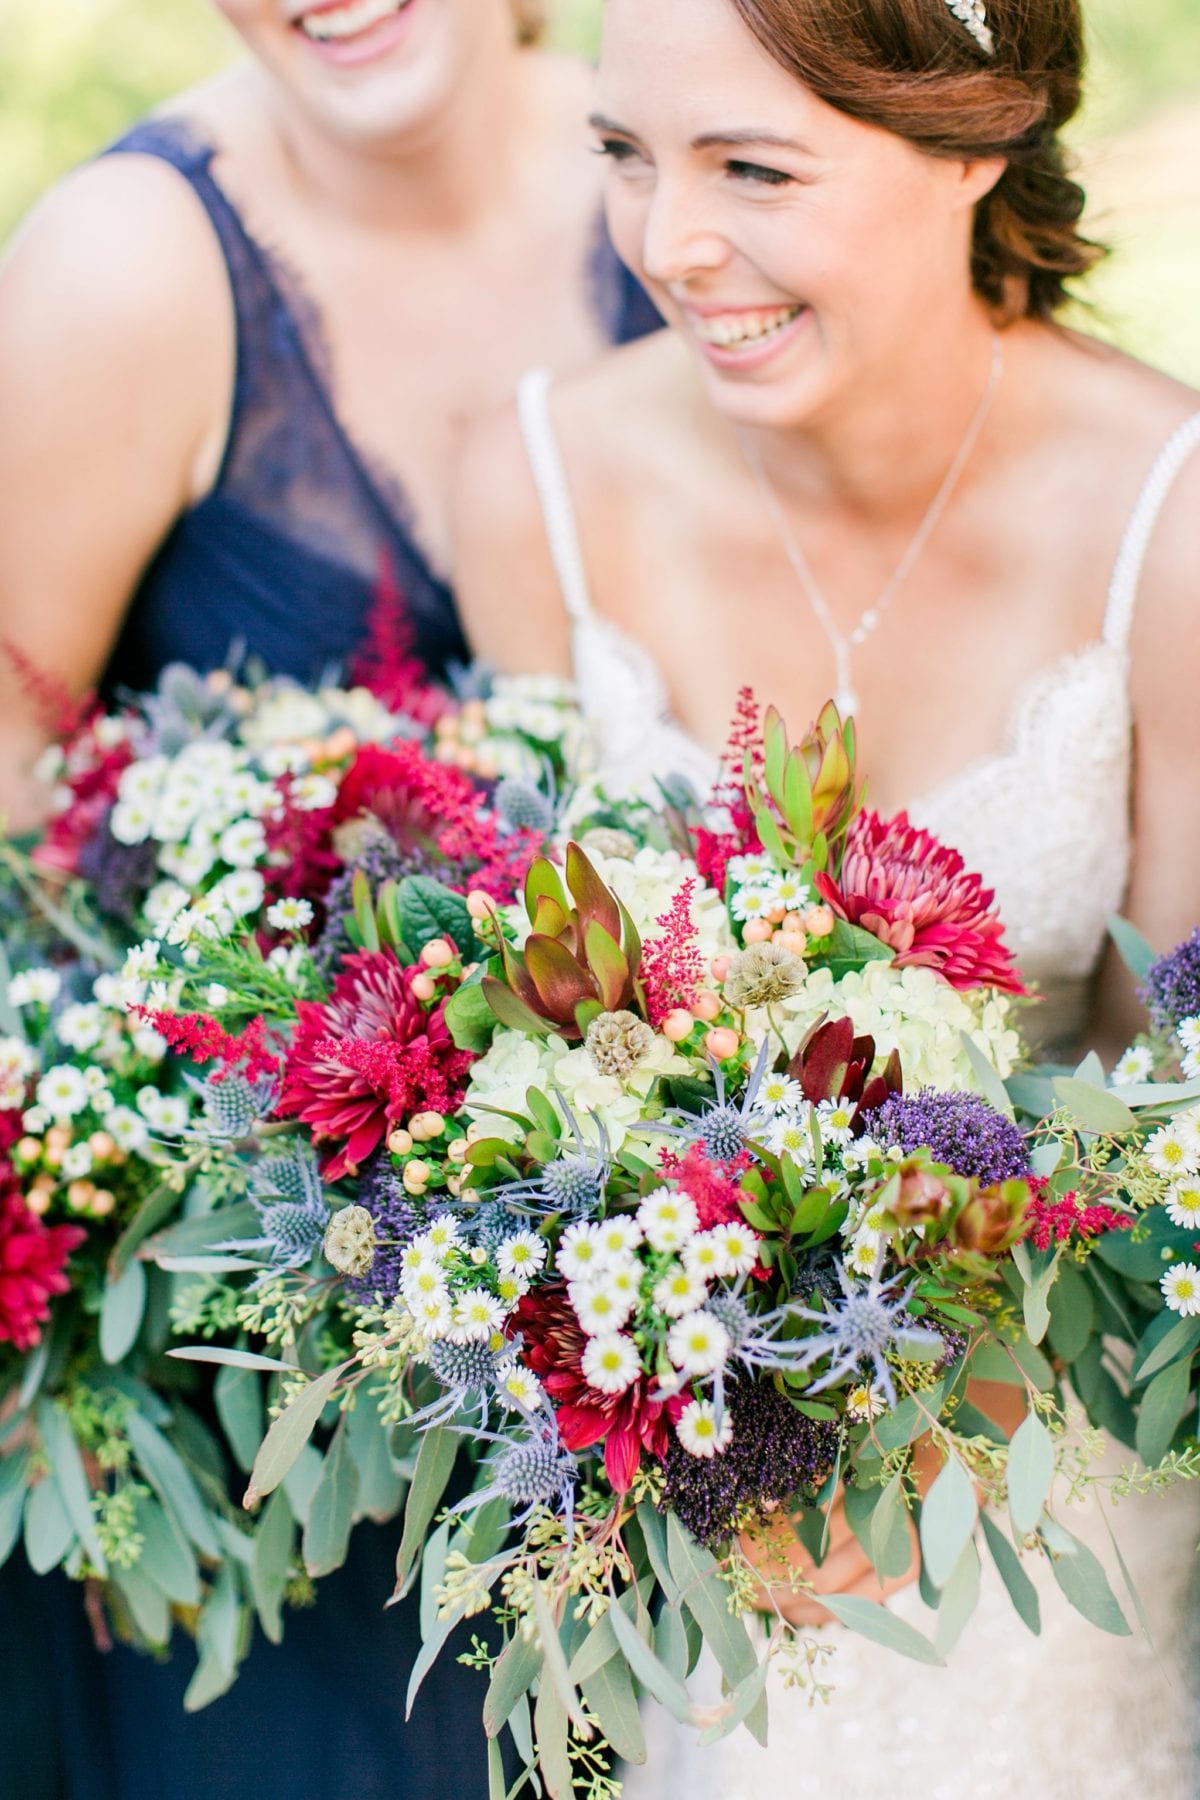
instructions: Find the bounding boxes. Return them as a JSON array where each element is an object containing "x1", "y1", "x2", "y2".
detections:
[
  {"x1": 1111, "y1": 1044, "x2": 1155, "y2": 1087},
  {"x1": 424, "y1": 1215, "x2": 463, "y2": 1259},
  {"x1": 82, "y1": 1068, "x2": 110, "y2": 1097},
  {"x1": 402, "y1": 1265, "x2": 450, "y2": 1305},
  {"x1": 681, "y1": 1232, "x2": 724, "y2": 1281},
  {"x1": 54, "y1": 1004, "x2": 105, "y2": 1053},
  {"x1": 217, "y1": 819, "x2": 267, "y2": 868},
  {"x1": 450, "y1": 1288, "x2": 507, "y2": 1343},
  {"x1": 289, "y1": 773, "x2": 339, "y2": 812},
  {"x1": 1145, "y1": 1123, "x2": 1200, "y2": 1180},
  {"x1": 727, "y1": 855, "x2": 778, "y2": 887},
  {"x1": 90, "y1": 1089, "x2": 115, "y2": 1118},
  {"x1": 412, "y1": 1293, "x2": 453, "y2": 1339},
  {"x1": 815, "y1": 1097, "x2": 857, "y2": 1147},
  {"x1": 557, "y1": 1221, "x2": 604, "y2": 1281},
  {"x1": 637, "y1": 1188, "x2": 700, "y2": 1254},
  {"x1": 108, "y1": 1106, "x2": 148, "y2": 1153},
  {"x1": 1164, "y1": 1181, "x2": 1200, "y2": 1231},
  {"x1": 122, "y1": 942, "x2": 162, "y2": 984},
  {"x1": 205, "y1": 984, "x2": 230, "y2": 1010},
  {"x1": 848, "y1": 1233, "x2": 882, "y2": 1277},
  {"x1": 677, "y1": 1397, "x2": 733, "y2": 1459},
  {"x1": 144, "y1": 882, "x2": 191, "y2": 933},
  {"x1": 758, "y1": 1071, "x2": 803, "y2": 1114},
  {"x1": 1161, "y1": 1262, "x2": 1200, "y2": 1317},
  {"x1": 215, "y1": 869, "x2": 266, "y2": 917},
  {"x1": 158, "y1": 841, "x2": 216, "y2": 887},
  {"x1": 1178, "y1": 1019, "x2": 1200, "y2": 1079},
  {"x1": 36, "y1": 1064, "x2": 90, "y2": 1120},
  {"x1": 766, "y1": 1111, "x2": 816, "y2": 1164},
  {"x1": 496, "y1": 1361, "x2": 544, "y2": 1411},
  {"x1": 666, "y1": 1311, "x2": 731, "y2": 1378},
  {"x1": 1177, "y1": 1108, "x2": 1200, "y2": 1160},
  {"x1": 846, "y1": 1382, "x2": 886, "y2": 1422},
  {"x1": 9, "y1": 968, "x2": 63, "y2": 1008},
  {"x1": 497, "y1": 1231, "x2": 548, "y2": 1281},
  {"x1": 92, "y1": 974, "x2": 124, "y2": 1008},
  {"x1": 593, "y1": 1216, "x2": 644, "y2": 1262},
  {"x1": 0, "y1": 1039, "x2": 37, "y2": 1080},
  {"x1": 570, "y1": 1278, "x2": 634, "y2": 1337},
  {"x1": 581, "y1": 1332, "x2": 642, "y2": 1396},
  {"x1": 771, "y1": 872, "x2": 810, "y2": 911},
  {"x1": 653, "y1": 1263, "x2": 709, "y2": 1318},
  {"x1": 62, "y1": 1143, "x2": 93, "y2": 1180},
  {"x1": 132, "y1": 1026, "x2": 169, "y2": 1064},
  {"x1": 401, "y1": 1237, "x2": 437, "y2": 1277},
  {"x1": 109, "y1": 799, "x2": 155, "y2": 846},
  {"x1": 709, "y1": 1221, "x2": 760, "y2": 1277},
  {"x1": 136, "y1": 1090, "x2": 189, "y2": 1135},
  {"x1": 266, "y1": 896, "x2": 315, "y2": 932},
  {"x1": 22, "y1": 1105, "x2": 50, "y2": 1134},
  {"x1": 730, "y1": 887, "x2": 776, "y2": 924},
  {"x1": 604, "y1": 1259, "x2": 642, "y2": 1311}
]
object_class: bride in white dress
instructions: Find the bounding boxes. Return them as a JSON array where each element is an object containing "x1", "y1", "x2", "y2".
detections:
[{"x1": 452, "y1": 0, "x2": 1200, "y2": 1790}]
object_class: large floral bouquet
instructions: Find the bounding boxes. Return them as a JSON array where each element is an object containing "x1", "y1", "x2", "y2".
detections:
[
  {"x1": 0, "y1": 653, "x2": 583, "y2": 1702},
  {"x1": 6, "y1": 667, "x2": 1195, "y2": 1786}
]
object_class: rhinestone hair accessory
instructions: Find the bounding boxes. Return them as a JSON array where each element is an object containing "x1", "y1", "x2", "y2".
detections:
[{"x1": 944, "y1": 0, "x2": 995, "y2": 55}]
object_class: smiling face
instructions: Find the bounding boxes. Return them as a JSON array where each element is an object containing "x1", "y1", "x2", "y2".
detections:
[
  {"x1": 213, "y1": 0, "x2": 511, "y2": 147},
  {"x1": 595, "y1": 0, "x2": 1001, "y2": 429}
]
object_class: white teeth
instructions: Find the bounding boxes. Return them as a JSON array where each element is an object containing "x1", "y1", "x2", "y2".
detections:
[
  {"x1": 299, "y1": 0, "x2": 406, "y2": 42},
  {"x1": 691, "y1": 306, "x2": 802, "y2": 350}
]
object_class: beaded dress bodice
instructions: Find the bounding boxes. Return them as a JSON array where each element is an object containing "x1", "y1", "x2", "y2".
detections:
[{"x1": 518, "y1": 368, "x2": 1200, "y2": 1046}]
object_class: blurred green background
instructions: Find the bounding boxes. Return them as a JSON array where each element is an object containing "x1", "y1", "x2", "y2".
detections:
[{"x1": 1, "y1": 0, "x2": 1197, "y2": 381}]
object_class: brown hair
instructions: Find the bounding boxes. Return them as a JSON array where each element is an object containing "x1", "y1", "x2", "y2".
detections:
[
  {"x1": 510, "y1": 0, "x2": 546, "y2": 45},
  {"x1": 728, "y1": 0, "x2": 1104, "y2": 319}
]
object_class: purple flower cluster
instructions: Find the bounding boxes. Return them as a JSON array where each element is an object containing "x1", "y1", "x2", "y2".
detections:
[
  {"x1": 867, "y1": 1090, "x2": 1030, "y2": 1186},
  {"x1": 1142, "y1": 930, "x2": 1200, "y2": 1034},
  {"x1": 346, "y1": 1153, "x2": 418, "y2": 1304},
  {"x1": 77, "y1": 823, "x2": 158, "y2": 927},
  {"x1": 659, "y1": 1377, "x2": 838, "y2": 1549}
]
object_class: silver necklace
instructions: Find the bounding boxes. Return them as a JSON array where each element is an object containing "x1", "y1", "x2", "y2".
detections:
[{"x1": 739, "y1": 335, "x2": 1003, "y2": 718}]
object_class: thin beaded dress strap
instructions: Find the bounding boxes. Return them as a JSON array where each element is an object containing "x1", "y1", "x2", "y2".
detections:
[
  {"x1": 1103, "y1": 411, "x2": 1200, "y2": 652},
  {"x1": 516, "y1": 368, "x2": 596, "y2": 627}
]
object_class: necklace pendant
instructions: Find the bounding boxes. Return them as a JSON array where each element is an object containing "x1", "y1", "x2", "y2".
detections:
[{"x1": 834, "y1": 685, "x2": 859, "y2": 719}]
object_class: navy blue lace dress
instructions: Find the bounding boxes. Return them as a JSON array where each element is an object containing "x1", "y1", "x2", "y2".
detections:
[{"x1": 0, "y1": 116, "x2": 659, "y2": 1800}]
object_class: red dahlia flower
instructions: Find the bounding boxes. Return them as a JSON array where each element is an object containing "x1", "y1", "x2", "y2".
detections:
[
  {"x1": 816, "y1": 810, "x2": 1027, "y2": 996},
  {"x1": 0, "y1": 1187, "x2": 85, "y2": 1353},
  {"x1": 278, "y1": 948, "x2": 473, "y2": 1181},
  {"x1": 514, "y1": 1286, "x2": 684, "y2": 1493}
]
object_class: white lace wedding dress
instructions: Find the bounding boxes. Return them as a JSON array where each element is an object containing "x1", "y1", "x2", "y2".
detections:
[{"x1": 518, "y1": 368, "x2": 1200, "y2": 1799}]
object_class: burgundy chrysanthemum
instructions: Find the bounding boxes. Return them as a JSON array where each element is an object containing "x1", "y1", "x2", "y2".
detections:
[
  {"x1": 514, "y1": 1286, "x2": 684, "y2": 1493},
  {"x1": 278, "y1": 948, "x2": 472, "y2": 1181},
  {"x1": 0, "y1": 1184, "x2": 85, "y2": 1353},
  {"x1": 816, "y1": 810, "x2": 1027, "y2": 995}
]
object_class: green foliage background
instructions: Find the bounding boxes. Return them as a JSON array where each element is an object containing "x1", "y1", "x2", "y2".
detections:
[{"x1": 1, "y1": 0, "x2": 1197, "y2": 379}]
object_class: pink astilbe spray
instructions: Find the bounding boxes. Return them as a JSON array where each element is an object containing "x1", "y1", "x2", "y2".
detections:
[
  {"x1": 641, "y1": 878, "x2": 703, "y2": 1027},
  {"x1": 694, "y1": 687, "x2": 764, "y2": 895},
  {"x1": 137, "y1": 1010, "x2": 281, "y2": 1085}
]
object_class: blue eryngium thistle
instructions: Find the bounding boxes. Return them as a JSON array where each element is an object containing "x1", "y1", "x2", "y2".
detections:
[
  {"x1": 454, "y1": 1417, "x2": 577, "y2": 1531},
  {"x1": 410, "y1": 1336, "x2": 514, "y2": 1432},
  {"x1": 491, "y1": 1094, "x2": 611, "y2": 1219},
  {"x1": 218, "y1": 1144, "x2": 327, "y2": 1281},
  {"x1": 657, "y1": 1037, "x2": 773, "y2": 1161},
  {"x1": 785, "y1": 1261, "x2": 944, "y2": 1407}
]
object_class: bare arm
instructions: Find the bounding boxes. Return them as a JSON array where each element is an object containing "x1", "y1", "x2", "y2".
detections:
[
  {"x1": 1090, "y1": 450, "x2": 1200, "y2": 1058},
  {"x1": 0, "y1": 156, "x2": 233, "y2": 829},
  {"x1": 450, "y1": 401, "x2": 575, "y2": 679}
]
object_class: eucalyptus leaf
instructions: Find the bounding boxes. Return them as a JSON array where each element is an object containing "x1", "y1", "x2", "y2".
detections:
[
  {"x1": 1044, "y1": 1528, "x2": 1130, "y2": 1636},
  {"x1": 215, "y1": 1363, "x2": 265, "y2": 1477},
  {"x1": 607, "y1": 1585, "x2": 694, "y2": 1725},
  {"x1": 38, "y1": 1402, "x2": 108, "y2": 1577},
  {"x1": 934, "y1": 1537, "x2": 982, "y2": 1657},
  {"x1": 1007, "y1": 1412, "x2": 1055, "y2": 1539},
  {"x1": 1135, "y1": 1355, "x2": 1193, "y2": 1468},
  {"x1": 183, "y1": 1645, "x2": 239, "y2": 1713},
  {"x1": 135, "y1": 1496, "x2": 200, "y2": 1607},
  {"x1": 24, "y1": 1477, "x2": 73, "y2": 1574},
  {"x1": 170, "y1": 1346, "x2": 296, "y2": 1373},
  {"x1": 405, "y1": 1616, "x2": 457, "y2": 1719},
  {"x1": 1107, "y1": 913, "x2": 1157, "y2": 982},
  {"x1": 303, "y1": 1417, "x2": 360, "y2": 1578},
  {"x1": 244, "y1": 1362, "x2": 346, "y2": 1507},
  {"x1": 696, "y1": 1653, "x2": 772, "y2": 1749},
  {"x1": 484, "y1": 1631, "x2": 543, "y2": 1737},
  {"x1": 251, "y1": 1486, "x2": 294, "y2": 1644},
  {"x1": 533, "y1": 1662, "x2": 574, "y2": 1800},
  {"x1": 868, "y1": 1472, "x2": 913, "y2": 1582},
  {"x1": 666, "y1": 1513, "x2": 765, "y2": 1743},
  {"x1": 99, "y1": 1259, "x2": 147, "y2": 1365},
  {"x1": 980, "y1": 1511, "x2": 1041, "y2": 1635},
  {"x1": 1133, "y1": 1314, "x2": 1200, "y2": 1384},
  {"x1": 531, "y1": 1582, "x2": 589, "y2": 1735},
  {"x1": 873, "y1": 1380, "x2": 946, "y2": 1452},
  {"x1": 114, "y1": 1565, "x2": 171, "y2": 1646},
  {"x1": 961, "y1": 1033, "x2": 1016, "y2": 1120},
  {"x1": 1051, "y1": 1077, "x2": 1138, "y2": 1137},
  {"x1": 819, "y1": 1594, "x2": 943, "y2": 1665},
  {"x1": 920, "y1": 1455, "x2": 977, "y2": 1590},
  {"x1": 126, "y1": 1412, "x2": 221, "y2": 1559},
  {"x1": 345, "y1": 1382, "x2": 406, "y2": 1524},
  {"x1": 581, "y1": 1650, "x2": 647, "y2": 1764},
  {"x1": 0, "y1": 1453, "x2": 28, "y2": 1569},
  {"x1": 394, "y1": 1426, "x2": 458, "y2": 1595},
  {"x1": 654, "y1": 1600, "x2": 691, "y2": 1682},
  {"x1": 282, "y1": 1443, "x2": 324, "y2": 1528},
  {"x1": 636, "y1": 1499, "x2": 680, "y2": 1606}
]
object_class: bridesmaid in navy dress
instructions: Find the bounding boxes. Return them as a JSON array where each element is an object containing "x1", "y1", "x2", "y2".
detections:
[{"x1": 0, "y1": 2, "x2": 657, "y2": 1793}]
